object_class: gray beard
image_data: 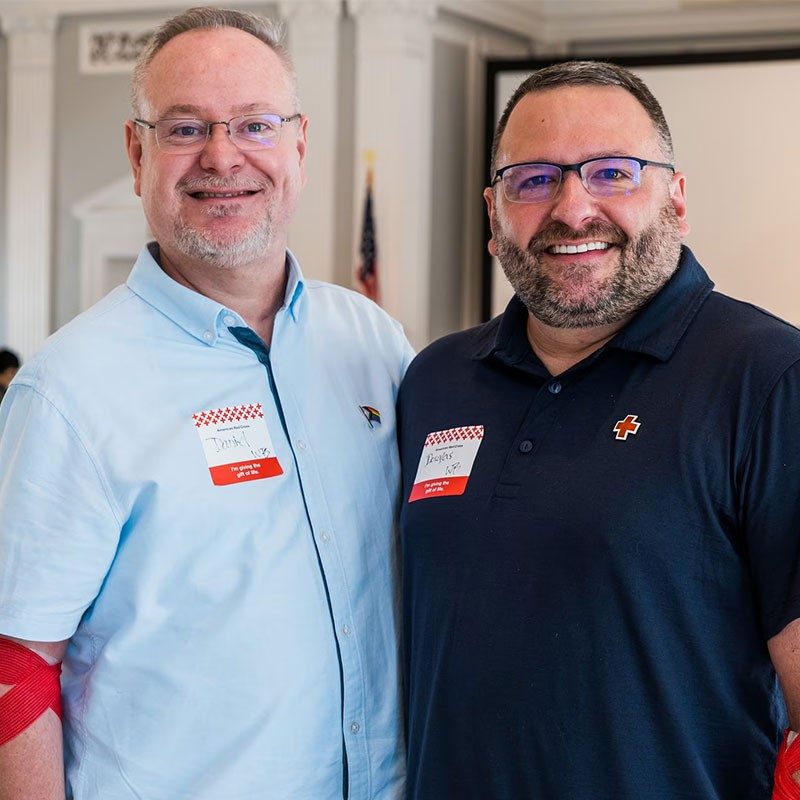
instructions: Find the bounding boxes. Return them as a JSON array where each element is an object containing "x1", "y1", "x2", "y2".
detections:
[
  {"x1": 172, "y1": 176, "x2": 274, "y2": 270},
  {"x1": 494, "y1": 203, "x2": 683, "y2": 329},
  {"x1": 172, "y1": 210, "x2": 273, "y2": 270}
]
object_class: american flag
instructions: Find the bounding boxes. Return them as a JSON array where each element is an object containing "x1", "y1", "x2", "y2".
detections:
[{"x1": 356, "y1": 164, "x2": 379, "y2": 303}]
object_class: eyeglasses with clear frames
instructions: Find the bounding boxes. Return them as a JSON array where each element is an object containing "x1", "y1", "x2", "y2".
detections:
[
  {"x1": 491, "y1": 156, "x2": 675, "y2": 204},
  {"x1": 133, "y1": 112, "x2": 302, "y2": 154}
]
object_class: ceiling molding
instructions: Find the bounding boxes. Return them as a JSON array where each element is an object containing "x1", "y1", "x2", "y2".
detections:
[
  {"x1": 2, "y1": 0, "x2": 800, "y2": 47},
  {"x1": 543, "y1": 4, "x2": 800, "y2": 45},
  {"x1": 438, "y1": 0, "x2": 800, "y2": 45},
  {"x1": 438, "y1": 0, "x2": 546, "y2": 34}
]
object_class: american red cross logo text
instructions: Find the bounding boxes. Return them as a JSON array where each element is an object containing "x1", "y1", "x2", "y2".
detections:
[{"x1": 613, "y1": 414, "x2": 641, "y2": 441}]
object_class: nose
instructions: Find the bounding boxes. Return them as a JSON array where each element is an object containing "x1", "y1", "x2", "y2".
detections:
[
  {"x1": 548, "y1": 169, "x2": 600, "y2": 230},
  {"x1": 198, "y1": 122, "x2": 245, "y2": 174}
]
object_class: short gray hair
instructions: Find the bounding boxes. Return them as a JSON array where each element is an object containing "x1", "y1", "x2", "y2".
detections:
[
  {"x1": 491, "y1": 60, "x2": 674, "y2": 173},
  {"x1": 131, "y1": 6, "x2": 296, "y2": 116}
]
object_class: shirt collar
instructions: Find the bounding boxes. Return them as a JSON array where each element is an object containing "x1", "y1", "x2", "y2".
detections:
[
  {"x1": 126, "y1": 242, "x2": 307, "y2": 345},
  {"x1": 609, "y1": 246, "x2": 714, "y2": 361},
  {"x1": 475, "y1": 246, "x2": 714, "y2": 366}
]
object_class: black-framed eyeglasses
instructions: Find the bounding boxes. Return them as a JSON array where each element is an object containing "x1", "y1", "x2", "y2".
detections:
[
  {"x1": 491, "y1": 156, "x2": 675, "y2": 204},
  {"x1": 133, "y1": 112, "x2": 302, "y2": 154}
]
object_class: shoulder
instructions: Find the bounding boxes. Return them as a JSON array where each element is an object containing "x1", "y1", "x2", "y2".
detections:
[
  {"x1": 13, "y1": 286, "x2": 143, "y2": 399},
  {"x1": 403, "y1": 316, "x2": 501, "y2": 387},
  {"x1": 304, "y1": 279, "x2": 401, "y2": 327},
  {"x1": 303, "y1": 279, "x2": 410, "y2": 348},
  {"x1": 698, "y1": 290, "x2": 800, "y2": 366}
]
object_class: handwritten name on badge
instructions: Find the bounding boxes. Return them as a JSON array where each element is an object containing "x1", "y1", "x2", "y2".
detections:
[
  {"x1": 409, "y1": 425, "x2": 484, "y2": 502},
  {"x1": 192, "y1": 404, "x2": 283, "y2": 486}
]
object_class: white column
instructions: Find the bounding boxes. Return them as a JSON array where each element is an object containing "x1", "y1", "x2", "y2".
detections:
[
  {"x1": 351, "y1": 0, "x2": 436, "y2": 348},
  {"x1": 279, "y1": 0, "x2": 342, "y2": 284},
  {"x1": 1, "y1": 11, "x2": 57, "y2": 358}
]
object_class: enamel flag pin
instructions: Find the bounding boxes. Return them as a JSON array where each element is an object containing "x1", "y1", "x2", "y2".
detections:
[{"x1": 360, "y1": 405, "x2": 381, "y2": 428}]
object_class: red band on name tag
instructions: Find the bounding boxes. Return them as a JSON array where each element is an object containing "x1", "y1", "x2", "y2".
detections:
[
  {"x1": 0, "y1": 638, "x2": 62, "y2": 746},
  {"x1": 209, "y1": 458, "x2": 283, "y2": 485},
  {"x1": 409, "y1": 476, "x2": 469, "y2": 502}
]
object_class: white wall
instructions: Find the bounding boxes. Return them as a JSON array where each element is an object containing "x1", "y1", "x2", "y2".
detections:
[{"x1": 0, "y1": 34, "x2": 6, "y2": 339}]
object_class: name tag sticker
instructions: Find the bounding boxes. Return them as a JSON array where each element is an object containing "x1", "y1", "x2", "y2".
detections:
[
  {"x1": 409, "y1": 425, "x2": 484, "y2": 502},
  {"x1": 192, "y1": 403, "x2": 283, "y2": 486}
]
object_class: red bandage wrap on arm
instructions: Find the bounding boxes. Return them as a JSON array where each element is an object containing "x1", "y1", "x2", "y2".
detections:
[
  {"x1": 0, "y1": 638, "x2": 62, "y2": 746},
  {"x1": 774, "y1": 730, "x2": 800, "y2": 799}
]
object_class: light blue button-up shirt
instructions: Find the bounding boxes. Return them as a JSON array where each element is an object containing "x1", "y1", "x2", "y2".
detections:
[{"x1": 0, "y1": 244, "x2": 412, "y2": 800}]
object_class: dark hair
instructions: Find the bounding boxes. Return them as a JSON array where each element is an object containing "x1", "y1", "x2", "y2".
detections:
[
  {"x1": 131, "y1": 6, "x2": 295, "y2": 116},
  {"x1": 0, "y1": 349, "x2": 20, "y2": 371},
  {"x1": 491, "y1": 60, "x2": 674, "y2": 173}
]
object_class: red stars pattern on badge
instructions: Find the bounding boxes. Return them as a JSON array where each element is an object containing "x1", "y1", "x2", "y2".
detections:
[
  {"x1": 424, "y1": 426, "x2": 484, "y2": 447},
  {"x1": 192, "y1": 404, "x2": 264, "y2": 428}
]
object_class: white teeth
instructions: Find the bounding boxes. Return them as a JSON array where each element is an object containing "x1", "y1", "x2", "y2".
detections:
[
  {"x1": 548, "y1": 241, "x2": 611, "y2": 254},
  {"x1": 194, "y1": 191, "x2": 251, "y2": 199}
]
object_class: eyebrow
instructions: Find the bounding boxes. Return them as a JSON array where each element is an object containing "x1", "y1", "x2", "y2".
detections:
[
  {"x1": 157, "y1": 102, "x2": 276, "y2": 118},
  {"x1": 521, "y1": 152, "x2": 633, "y2": 164}
]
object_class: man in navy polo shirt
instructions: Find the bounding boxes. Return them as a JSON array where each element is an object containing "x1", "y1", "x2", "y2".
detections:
[{"x1": 398, "y1": 60, "x2": 800, "y2": 799}]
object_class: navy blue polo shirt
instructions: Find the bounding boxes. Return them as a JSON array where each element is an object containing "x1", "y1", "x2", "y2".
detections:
[{"x1": 398, "y1": 247, "x2": 800, "y2": 800}]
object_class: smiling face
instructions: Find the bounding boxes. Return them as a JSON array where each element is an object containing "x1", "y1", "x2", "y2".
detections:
[
  {"x1": 485, "y1": 85, "x2": 689, "y2": 329},
  {"x1": 125, "y1": 27, "x2": 307, "y2": 273}
]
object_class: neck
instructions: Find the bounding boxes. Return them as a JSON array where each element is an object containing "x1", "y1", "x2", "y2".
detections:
[
  {"x1": 158, "y1": 246, "x2": 288, "y2": 346},
  {"x1": 526, "y1": 313, "x2": 631, "y2": 376}
]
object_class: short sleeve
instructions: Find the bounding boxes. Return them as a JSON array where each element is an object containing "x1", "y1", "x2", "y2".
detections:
[
  {"x1": 0, "y1": 382, "x2": 121, "y2": 641},
  {"x1": 739, "y1": 359, "x2": 800, "y2": 640}
]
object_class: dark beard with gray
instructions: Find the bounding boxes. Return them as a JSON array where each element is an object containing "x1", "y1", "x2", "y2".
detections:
[{"x1": 494, "y1": 203, "x2": 683, "y2": 329}]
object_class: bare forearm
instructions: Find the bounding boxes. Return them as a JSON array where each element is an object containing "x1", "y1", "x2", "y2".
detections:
[
  {"x1": 0, "y1": 636, "x2": 67, "y2": 799},
  {"x1": 0, "y1": 707, "x2": 65, "y2": 800}
]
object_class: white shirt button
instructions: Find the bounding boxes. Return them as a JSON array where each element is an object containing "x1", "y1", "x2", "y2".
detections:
[
  {"x1": 320, "y1": 531, "x2": 331, "y2": 543},
  {"x1": 202, "y1": 330, "x2": 213, "y2": 342},
  {"x1": 342, "y1": 625, "x2": 352, "y2": 636},
  {"x1": 296, "y1": 440, "x2": 307, "y2": 451},
  {"x1": 350, "y1": 722, "x2": 360, "y2": 734},
  {"x1": 223, "y1": 315, "x2": 236, "y2": 327}
]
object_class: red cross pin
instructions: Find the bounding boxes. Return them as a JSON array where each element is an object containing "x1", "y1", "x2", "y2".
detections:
[{"x1": 613, "y1": 414, "x2": 641, "y2": 441}]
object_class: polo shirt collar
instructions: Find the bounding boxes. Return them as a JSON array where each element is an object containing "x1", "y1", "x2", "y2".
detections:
[
  {"x1": 477, "y1": 246, "x2": 714, "y2": 366},
  {"x1": 126, "y1": 242, "x2": 307, "y2": 345},
  {"x1": 611, "y1": 246, "x2": 714, "y2": 361}
]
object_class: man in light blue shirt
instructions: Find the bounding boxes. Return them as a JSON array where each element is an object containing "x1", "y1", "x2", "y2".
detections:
[{"x1": 0, "y1": 7, "x2": 411, "y2": 799}]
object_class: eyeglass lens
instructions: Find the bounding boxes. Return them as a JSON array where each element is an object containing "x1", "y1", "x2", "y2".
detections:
[
  {"x1": 154, "y1": 114, "x2": 285, "y2": 152},
  {"x1": 501, "y1": 158, "x2": 643, "y2": 203}
]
